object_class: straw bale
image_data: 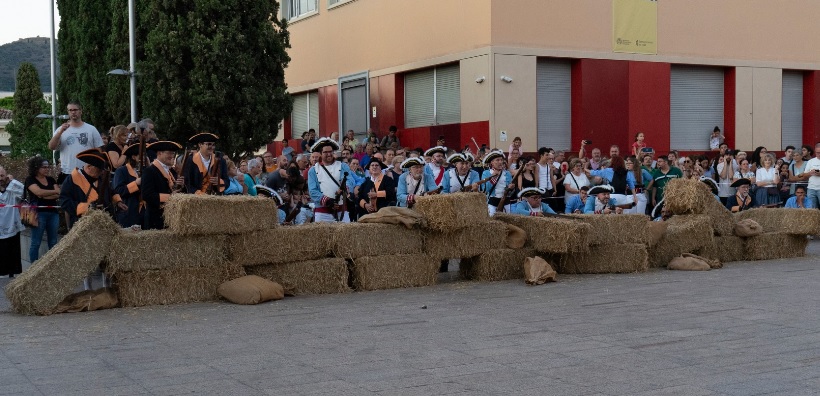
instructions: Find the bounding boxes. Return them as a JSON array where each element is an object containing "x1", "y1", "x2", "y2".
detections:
[
  {"x1": 663, "y1": 178, "x2": 713, "y2": 215},
  {"x1": 245, "y1": 258, "x2": 350, "y2": 295},
  {"x1": 646, "y1": 221, "x2": 668, "y2": 247},
  {"x1": 648, "y1": 215, "x2": 713, "y2": 268},
  {"x1": 226, "y1": 223, "x2": 335, "y2": 266},
  {"x1": 164, "y1": 194, "x2": 279, "y2": 235},
  {"x1": 696, "y1": 236, "x2": 747, "y2": 263},
  {"x1": 5, "y1": 210, "x2": 121, "y2": 315},
  {"x1": 424, "y1": 220, "x2": 508, "y2": 259},
  {"x1": 744, "y1": 233, "x2": 809, "y2": 261},
  {"x1": 412, "y1": 192, "x2": 489, "y2": 232},
  {"x1": 734, "y1": 208, "x2": 820, "y2": 235},
  {"x1": 115, "y1": 265, "x2": 245, "y2": 307},
  {"x1": 493, "y1": 213, "x2": 591, "y2": 253},
  {"x1": 107, "y1": 230, "x2": 226, "y2": 273},
  {"x1": 351, "y1": 254, "x2": 439, "y2": 291},
  {"x1": 331, "y1": 222, "x2": 424, "y2": 259},
  {"x1": 566, "y1": 214, "x2": 650, "y2": 246},
  {"x1": 703, "y1": 197, "x2": 735, "y2": 236},
  {"x1": 460, "y1": 248, "x2": 537, "y2": 281},
  {"x1": 557, "y1": 244, "x2": 648, "y2": 274}
]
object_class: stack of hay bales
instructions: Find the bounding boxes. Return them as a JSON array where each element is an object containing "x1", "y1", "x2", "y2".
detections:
[
  {"x1": 731, "y1": 208, "x2": 818, "y2": 261},
  {"x1": 5, "y1": 210, "x2": 120, "y2": 315},
  {"x1": 559, "y1": 214, "x2": 651, "y2": 273},
  {"x1": 648, "y1": 215, "x2": 714, "y2": 267}
]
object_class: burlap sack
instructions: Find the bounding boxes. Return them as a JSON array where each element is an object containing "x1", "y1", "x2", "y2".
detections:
[
  {"x1": 667, "y1": 256, "x2": 711, "y2": 271},
  {"x1": 358, "y1": 206, "x2": 427, "y2": 229},
  {"x1": 734, "y1": 219, "x2": 763, "y2": 237},
  {"x1": 505, "y1": 224, "x2": 527, "y2": 249},
  {"x1": 54, "y1": 289, "x2": 119, "y2": 313},
  {"x1": 682, "y1": 252, "x2": 722, "y2": 269},
  {"x1": 523, "y1": 256, "x2": 557, "y2": 285},
  {"x1": 646, "y1": 221, "x2": 668, "y2": 247},
  {"x1": 218, "y1": 275, "x2": 284, "y2": 305}
]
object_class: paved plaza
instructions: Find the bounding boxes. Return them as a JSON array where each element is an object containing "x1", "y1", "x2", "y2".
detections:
[{"x1": 1, "y1": 241, "x2": 819, "y2": 395}]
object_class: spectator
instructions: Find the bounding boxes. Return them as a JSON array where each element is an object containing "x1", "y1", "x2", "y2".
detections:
[
  {"x1": 224, "y1": 160, "x2": 247, "y2": 195},
  {"x1": 352, "y1": 143, "x2": 366, "y2": 163},
  {"x1": 754, "y1": 153, "x2": 779, "y2": 206},
  {"x1": 536, "y1": 148, "x2": 557, "y2": 197},
  {"x1": 631, "y1": 132, "x2": 647, "y2": 157},
  {"x1": 0, "y1": 166, "x2": 25, "y2": 278},
  {"x1": 667, "y1": 151, "x2": 679, "y2": 168},
  {"x1": 788, "y1": 149, "x2": 809, "y2": 195},
  {"x1": 388, "y1": 156, "x2": 405, "y2": 180},
  {"x1": 295, "y1": 154, "x2": 309, "y2": 171},
  {"x1": 360, "y1": 144, "x2": 374, "y2": 168},
  {"x1": 626, "y1": 155, "x2": 651, "y2": 215},
  {"x1": 588, "y1": 156, "x2": 636, "y2": 209},
  {"x1": 264, "y1": 155, "x2": 290, "y2": 193},
  {"x1": 239, "y1": 159, "x2": 248, "y2": 174},
  {"x1": 802, "y1": 142, "x2": 820, "y2": 208},
  {"x1": 778, "y1": 162, "x2": 791, "y2": 204},
  {"x1": 781, "y1": 145, "x2": 795, "y2": 164},
  {"x1": 801, "y1": 144, "x2": 814, "y2": 161},
  {"x1": 261, "y1": 152, "x2": 276, "y2": 182},
  {"x1": 281, "y1": 139, "x2": 294, "y2": 162},
  {"x1": 384, "y1": 149, "x2": 396, "y2": 171},
  {"x1": 565, "y1": 185, "x2": 590, "y2": 214},
  {"x1": 349, "y1": 158, "x2": 366, "y2": 188},
  {"x1": 709, "y1": 126, "x2": 724, "y2": 151},
  {"x1": 515, "y1": 156, "x2": 538, "y2": 195},
  {"x1": 750, "y1": 146, "x2": 767, "y2": 171},
  {"x1": 649, "y1": 156, "x2": 683, "y2": 209},
  {"x1": 24, "y1": 156, "x2": 61, "y2": 262},
  {"x1": 48, "y1": 102, "x2": 104, "y2": 184},
  {"x1": 508, "y1": 136, "x2": 522, "y2": 158},
  {"x1": 380, "y1": 126, "x2": 400, "y2": 149},
  {"x1": 300, "y1": 129, "x2": 317, "y2": 153},
  {"x1": 698, "y1": 156, "x2": 713, "y2": 179},
  {"x1": 716, "y1": 150, "x2": 735, "y2": 205},
  {"x1": 563, "y1": 158, "x2": 590, "y2": 208},
  {"x1": 784, "y1": 185, "x2": 814, "y2": 208},
  {"x1": 105, "y1": 125, "x2": 129, "y2": 170},
  {"x1": 345, "y1": 130, "x2": 358, "y2": 150},
  {"x1": 508, "y1": 149, "x2": 521, "y2": 172},
  {"x1": 733, "y1": 158, "x2": 756, "y2": 186},
  {"x1": 244, "y1": 159, "x2": 263, "y2": 196}
]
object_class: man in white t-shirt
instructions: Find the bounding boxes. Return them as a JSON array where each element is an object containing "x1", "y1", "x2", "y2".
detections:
[
  {"x1": 537, "y1": 147, "x2": 557, "y2": 198},
  {"x1": 803, "y1": 143, "x2": 820, "y2": 209},
  {"x1": 48, "y1": 101, "x2": 103, "y2": 183}
]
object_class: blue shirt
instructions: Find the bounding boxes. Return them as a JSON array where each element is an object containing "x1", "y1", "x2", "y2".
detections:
[
  {"x1": 583, "y1": 196, "x2": 619, "y2": 214},
  {"x1": 396, "y1": 172, "x2": 439, "y2": 207},
  {"x1": 589, "y1": 169, "x2": 636, "y2": 191},
  {"x1": 565, "y1": 195, "x2": 587, "y2": 214},
  {"x1": 511, "y1": 200, "x2": 557, "y2": 216},
  {"x1": 784, "y1": 196, "x2": 815, "y2": 208}
]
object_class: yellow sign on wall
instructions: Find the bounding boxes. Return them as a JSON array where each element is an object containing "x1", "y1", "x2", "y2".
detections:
[{"x1": 613, "y1": 0, "x2": 658, "y2": 55}]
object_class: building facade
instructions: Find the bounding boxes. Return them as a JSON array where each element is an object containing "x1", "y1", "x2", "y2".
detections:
[{"x1": 274, "y1": 0, "x2": 820, "y2": 156}]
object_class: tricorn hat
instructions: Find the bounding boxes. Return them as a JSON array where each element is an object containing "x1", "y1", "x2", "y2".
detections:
[
  {"x1": 730, "y1": 178, "x2": 752, "y2": 188},
  {"x1": 424, "y1": 146, "x2": 447, "y2": 157},
  {"x1": 76, "y1": 148, "x2": 110, "y2": 170},
  {"x1": 518, "y1": 187, "x2": 545, "y2": 199},
  {"x1": 256, "y1": 185, "x2": 283, "y2": 205},
  {"x1": 588, "y1": 184, "x2": 615, "y2": 195},
  {"x1": 482, "y1": 149, "x2": 506, "y2": 167},
  {"x1": 400, "y1": 157, "x2": 425, "y2": 169},
  {"x1": 189, "y1": 132, "x2": 219, "y2": 144},
  {"x1": 367, "y1": 159, "x2": 388, "y2": 170},
  {"x1": 310, "y1": 137, "x2": 340, "y2": 153},
  {"x1": 446, "y1": 153, "x2": 467, "y2": 165},
  {"x1": 122, "y1": 143, "x2": 141, "y2": 157},
  {"x1": 700, "y1": 176, "x2": 719, "y2": 195},
  {"x1": 147, "y1": 141, "x2": 183, "y2": 152}
]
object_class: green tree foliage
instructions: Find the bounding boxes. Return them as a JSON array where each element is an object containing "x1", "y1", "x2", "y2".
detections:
[
  {"x1": 6, "y1": 63, "x2": 51, "y2": 158},
  {"x1": 105, "y1": 0, "x2": 151, "y2": 125},
  {"x1": 141, "y1": 0, "x2": 292, "y2": 159},
  {"x1": 0, "y1": 97, "x2": 13, "y2": 111}
]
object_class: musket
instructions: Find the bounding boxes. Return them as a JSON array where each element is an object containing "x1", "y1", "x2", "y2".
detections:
[
  {"x1": 496, "y1": 166, "x2": 524, "y2": 213},
  {"x1": 461, "y1": 176, "x2": 493, "y2": 192},
  {"x1": 335, "y1": 172, "x2": 349, "y2": 221},
  {"x1": 174, "y1": 149, "x2": 193, "y2": 193},
  {"x1": 425, "y1": 186, "x2": 444, "y2": 195},
  {"x1": 283, "y1": 201, "x2": 304, "y2": 224},
  {"x1": 206, "y1": 152, "x2": 224, "y2": 195}
]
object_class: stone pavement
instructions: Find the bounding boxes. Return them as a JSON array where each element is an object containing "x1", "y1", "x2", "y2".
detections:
[{"x1": 1, "y1": 242, "x2": 819, "y2": 396}]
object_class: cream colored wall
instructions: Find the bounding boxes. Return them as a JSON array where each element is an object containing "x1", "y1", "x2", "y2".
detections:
[
  {"x1": 459, "y1": 55, "x2": 491, "y2": 124},
  {"x1": 492, "y1": 54, "x2": 537, "y2": 152},
  {"x1": 735, "y1": 67, "x2": 784, "y2": 152}
]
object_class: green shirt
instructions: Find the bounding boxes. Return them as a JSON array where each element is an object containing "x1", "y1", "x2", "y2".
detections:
[{"x1": 651, "y1": 167, "x2": 683, "y2": 202}]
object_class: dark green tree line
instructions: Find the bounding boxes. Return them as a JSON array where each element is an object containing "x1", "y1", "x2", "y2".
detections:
[{"x1": 6, "y1": 63, "x2": 51, "y2": 158}]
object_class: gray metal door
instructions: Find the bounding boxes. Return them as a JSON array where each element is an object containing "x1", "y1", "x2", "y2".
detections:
[
  {"x1": 670, "y1": 66, "x2": 724, "y2": 150},
  {"x1": 341, "y1": 78, "x2": 368, "y2": 141},
  {"x1": 536, "y1": 58, "x2": 572, "y2": 151},
  {"x1": 781, "y1": 71, "x2": 803, "y2": 148}
]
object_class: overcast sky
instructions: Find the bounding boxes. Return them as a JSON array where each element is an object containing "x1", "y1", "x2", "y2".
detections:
[{"x1": 0, "y1": 0, "x2": 60, "y2": 46}]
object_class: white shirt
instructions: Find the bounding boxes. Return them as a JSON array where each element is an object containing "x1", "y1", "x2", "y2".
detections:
[
  {"x1": 755, "y1": 167, "x2": 777, "y2": 187},
  {"x1": 54, "y1": 122, "x2": 103, "y2": 174},
  {"x1": 537, "y1": 163, "x2": 552, "y2": 190},
  {"x1": 806, "y1": 158, "x2": 820, "y2": 190},
  {"x1": 563, "y1": 172, "x2": 590, "y2": 204},
  {"x1": 0, "y1": 179, "x2": 25, "y2": 238}
]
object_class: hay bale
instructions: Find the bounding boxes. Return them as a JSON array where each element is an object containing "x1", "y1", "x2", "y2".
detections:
[
  {"x1": 648, "y1": 215, "x2": 713, "y2": 268},
  {"x1": 734, "y1": 208, "x2": 820, "y2": 235},
  {"x1": 460, "y1": 248, "x2": 537, "y2": 281},
  {"x1": 226, "y1": 223, "x2": 335, "y2": 266},
  {"x1": 567, "y1": 214, "x2": 650, "y2": 246},
  {"x1": 115, "y1": 265, "x2": 245, "y2": 307},
  {"x1": 351, "y1": 254, "x2": 439, "y2": 291},
  {"x1": 493, "y1": 214, "x2": 591, "y2": 253},
  {"x1": 703, "y1": 197, "x2": 734, "y2": 236},
  {"x1": 696, "y1": 235, "x2": 747, "y2": 263},
  {"x1": 164, "y1": 194, "x2": 279, "y2": 235},
  {"x1": 331, "y1": 223, "x2": 424, "y2": 259},
  {"x1": 107, "y1": 230, "x2": 226, "y2": 273},
  {"x1": 557, "y1": 243, "x2": 648, "y2": 274},
  {"x1": 5, "y1": 210, "x2": 121, "y2": 315},
  {"x1": 744, "y1": 233, "x2": 809, "y2": 261},
  {"x1": 412, "y1": 192, "x2": 489, "y2": 232},
  {"x1": 646, "y1": 221, "x2": 668, "y2": 247},
  {"x1": 245, "y1": 258, "x2": 350, "y2": 295},
  {"x1": 663, "y1": 178, "x2": 713, "y2": 215},
  {"x1": 424, "y1": 220, "x2": 508, "y2": 259}
]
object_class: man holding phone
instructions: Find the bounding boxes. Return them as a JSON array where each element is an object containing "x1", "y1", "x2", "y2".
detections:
[{"x1": 803, "y1": 142, "x2": 820, "y2": 209}]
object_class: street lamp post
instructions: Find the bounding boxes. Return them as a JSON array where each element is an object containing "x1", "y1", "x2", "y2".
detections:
[
  {"x1": 108, "y1": 0, "x2": 138, "y2": 123},
  {"x1": 49, "y1": 0, "x2": 57, "y2": 134}
]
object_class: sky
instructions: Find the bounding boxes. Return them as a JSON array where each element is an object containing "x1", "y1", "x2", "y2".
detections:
[{"x1": 0, "y1": 0, "x2": 60, "y2": 46}]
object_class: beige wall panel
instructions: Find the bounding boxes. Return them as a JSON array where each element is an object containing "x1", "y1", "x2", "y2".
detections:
[
  {"x1": 460, "y1": 55, "x2": 491, "y2": 124},
  {"x1": 285, "y1": 0, "x2": 492, "y2": 87},
  {"x1": 492, "y1": 54, "x2": 537, "y2": 151},
  {"x1": 735, "y1": 67, "x2": 754, "y2": 151},
  {"x1": 751, "y1": 68, "x2": 782, "y2": 151}
]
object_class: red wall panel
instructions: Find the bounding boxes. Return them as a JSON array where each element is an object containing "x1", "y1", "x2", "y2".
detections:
[
  {"x1": 805, "y1": 71, "x2": 820, "y2": 145},
  {"x1": 398, "y1": 121, "x2": 490, "y2": 153},
  {"x1": 724, "y1": 68, "x2": 736, "y2": 149},
  {"x1": 571, "y1": 59, "x2": 630, "y2": 156},
  {"x1": 628, "y1": 61, "x2": 671, "y2": 156},
  {"x1": 319, "y1": 85, "x2": 339, "y2": 137}
]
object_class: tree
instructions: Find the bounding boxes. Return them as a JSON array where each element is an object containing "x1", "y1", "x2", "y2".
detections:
[
  {"x1": 0, "y1": 97, "x2": 13, "y2": 111},
  {"x1": 141, "y1": 0, "x2": 293, "y2": 159},
  {"x1": 6, "y1": 63, "x2": 51, "y2": 158},
  {"x1": 105, "y1": 0, "x2": 151, "y2": 125}
]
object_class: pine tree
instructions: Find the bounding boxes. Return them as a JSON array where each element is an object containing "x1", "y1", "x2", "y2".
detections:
[{"x1": 6, "y1": 63, "x2": 51, "y2": 158}]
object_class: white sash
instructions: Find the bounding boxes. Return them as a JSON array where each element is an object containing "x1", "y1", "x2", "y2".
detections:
[{"x1": 315, "y1": 161, "x2": 343, "y2": 199}]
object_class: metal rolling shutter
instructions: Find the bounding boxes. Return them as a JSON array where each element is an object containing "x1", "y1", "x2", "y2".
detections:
[
  {"x1": 405, "y1": 69, "x2": 435, "y2": 128},
  {"x1": 308, "y1": 91, "x2": 319, "y2": 132},
  {"x1": 670, "y1": 66, "x2": 724, "y2": 150},
  {"x1": 291, "y1": 93, "x2": 308, "y2": 137},
  {"x1": 536, "y1": 59, "x2": 572, "y2": 150},
  {"x1": 781, "y1": 71, "x2": 803, "y2": 148},
  {"x1": 435, "y1": 64, "x2": 461, "y2": 125}
]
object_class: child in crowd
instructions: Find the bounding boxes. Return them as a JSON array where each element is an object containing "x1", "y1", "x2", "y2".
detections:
[
  {"x1": 508, "y1": 136, "x2": 522, "y2": 158},
  {"x1": 709, "y1": 126, "x2": 724, "y2": 151},
  {"x1": 631, "y1": 132, "x2": 647, "y2": 157}
]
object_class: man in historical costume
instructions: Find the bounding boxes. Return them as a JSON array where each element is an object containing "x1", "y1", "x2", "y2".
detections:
[
  {"x1": 357, "y1": 159, "x2": 396, "y2": 216},
  {"x1": 256, "y1": 185, "x2": 289, "y2": 225},
  {"x1": 308, "y1": 138, "x2": 356, "y2": 222},
  {"x1": 726, "y1": 178, "x2": 755, "y2": 213},
  {"x1": 112, "y1": 143, "x2": 146, "y2": 228},
  {"x1": 512, "y1": 187, "x2": 558, "y2": 216},
  {"x1": 397, "y1": 157, "x2": 438, "y2": 208},
  {"x1": 0, "y1": 166, "x2": 25, "y2": 278},
  {"x1": 141, "y1": 141, "x2": 185, "y2": 230},
  {"x1": 441, "y1": 153, "x2": 481, "y2": 194},
  {"x1": 481, "y1": 150, "x2": 514, "y2": 215},
  {"x1": 183, "y1": 132, "x2": 230, "y2": 195},
  {"x1": 583, "y1": 185, "x2": 624, "y2": 214},
  {"x1": 60, "y1": 148, "x2": 112, "y2": 229},
  {"x1": 423, "y1": 146, "x2": 448, "y2": 190},
  {"x1": 565, "y1": 185, "x2": 590, "y2": 214}
]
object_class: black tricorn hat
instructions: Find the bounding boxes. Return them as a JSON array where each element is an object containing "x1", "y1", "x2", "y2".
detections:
[
  {"x1": 76, "y1": 148, "x2": 109, "y2": 170},
  {"x1": 730, "y1": 178, "x2": 752, "y2": 188},
  {"x1": 189, "y1": 132, "x2": 219, "y2": 144},
  {"x1": 122, "y1": 143, "x2": 141, "y2": 157},
  {"x1": 147, "y1": 141, "x2": 183, "y2": 152}
]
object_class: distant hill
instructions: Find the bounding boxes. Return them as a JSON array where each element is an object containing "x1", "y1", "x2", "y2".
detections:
[{"x1": 0, "y1": 37, "x2": 58, "y2": 93}]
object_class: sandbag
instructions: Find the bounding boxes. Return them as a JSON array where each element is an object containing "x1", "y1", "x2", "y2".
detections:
[
  {"x1": 53, "y1": 288, "x2": 119, "y2": 313},
  {"x1": 734, "y1": 219, "x2": 763, "y2": 237},
  {"x1": 682, "y1": 252, "x2": 722, "y2": 269},
  {"x1": 523, "y1": 256, "x2": 557, "y2": 285},
  {"x1": 218, "y1": 275, "x2": 284, "y2": 305},
  {"x1": 358, "y1": 206, "x2": 427, "y2": 229},
  {"x1": 667, "y1": 256, "x2": 711, "y2": 271},
  {"x1": 505, "y1": 224, "x2": 527, "y2": 249}
]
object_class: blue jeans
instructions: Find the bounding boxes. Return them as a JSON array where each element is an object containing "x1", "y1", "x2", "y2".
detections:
[
  {"x1": 808, "y1": 188, "x2": 820, "y2": 211},
  {"x1": 29, "y1": 211, "x2": 59, "y2": 262}
]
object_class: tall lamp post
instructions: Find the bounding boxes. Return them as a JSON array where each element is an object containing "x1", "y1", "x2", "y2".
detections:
[{"x1": 107, "y1": 0, "x2": 138, "y2": 123}]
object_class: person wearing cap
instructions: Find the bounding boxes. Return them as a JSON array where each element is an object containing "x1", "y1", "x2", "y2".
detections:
[
  {"x1": 141, "y1": 141, "x2": 185, "y2": 229},
  {"x1": 423, "y1": 146, "x2": 449, "y2": 189},
  {"x1": 441, "y1": 153, "x2": 480, "y2": 193},
  {"x1": 308, "y1": 138, "x2": 356, "y2": 222},
  {"x1": 357, "y1": 159, "x2": 396, "y2": 216},
  {"x1": 726, "y1": 178, "x2": 755, "y2": 212},
  {"x1": 481, "y1": 150, "x2": 514, "y2": 215},
  {"x1": 112, "y1": 143, "x2": 146, "y2": 228},
  {"x1": 397, "y1": 157, "x2": 438, "y2": 208},
  {"x1": 512, "y1": 187, "x2": 557, "y2": 216},
  {"x1": 60, "y1": 148, "x2": 111, "y2": 228},
  {"x1": 183, "y1": 132, "x2": 230, "y2": 195},
  {"x1": 256, "y1": 185, "x2": 289, "y2": 224},
  {"x1": 583, "y1": 185, "x2": 623, "y2": 214}
]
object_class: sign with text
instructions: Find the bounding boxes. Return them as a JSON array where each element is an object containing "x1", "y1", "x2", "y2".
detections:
[{"x1": 613, "y1": 0, "x2": 658, "y2": 55}]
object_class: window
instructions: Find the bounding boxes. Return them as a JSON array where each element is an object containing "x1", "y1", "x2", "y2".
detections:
[
  {"x1": 781, "y1": 71, "x2": 803, "y2": 148},
  {"x1": 291, "y1": 91, "x2": 319, "y2": 137},
  {"x1": 283, "y1": 0, "x2": 317, "y2": 21},
  {"x1": 404, "y1": 64, "x2": 461, "y2": 128}
]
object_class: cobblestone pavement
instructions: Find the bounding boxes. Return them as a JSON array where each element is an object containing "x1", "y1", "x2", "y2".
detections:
[{"x1": 1, "y1": 241, "x2": 819, "y2": 395}]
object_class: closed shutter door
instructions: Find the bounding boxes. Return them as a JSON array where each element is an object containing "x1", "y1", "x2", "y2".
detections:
[
  {"x1": 405, "y1": 69, "x2": 435, "y2": 128},
  {"x1": 309, "y1": 91, "x2": 320, "y2": 132},
  {"x1": 781, "y1": 71, "x2": 803, "y2": 148},
  {"x1": 536, "y1": 59, "x2": 572, "y2": 150},
  {"x1": 291, "y1": 93, "x2": 308, "y2": 137},
  {"x1": 670, "y1": 66, "x2": 724, "y2": 150},
  {"x1": 435, "y1": 64, "x2": 461, "y2": 125},
  {"x1": 342, "y1": 79, "x2": 367, "y2": 137}
]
